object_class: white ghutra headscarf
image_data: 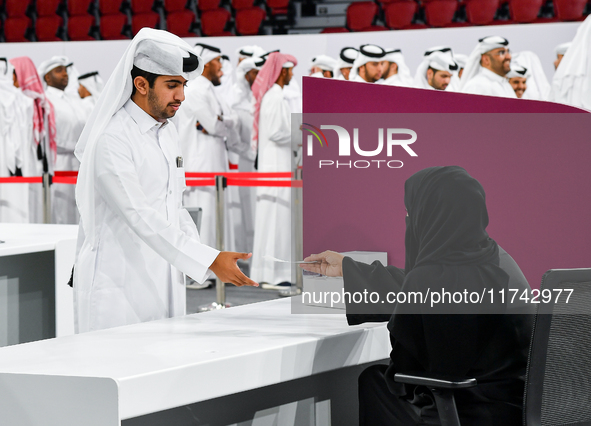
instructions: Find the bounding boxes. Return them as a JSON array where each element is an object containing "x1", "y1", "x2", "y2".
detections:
[{"x1": 75, "y1": 28, "x2": 203, "y2": 248}]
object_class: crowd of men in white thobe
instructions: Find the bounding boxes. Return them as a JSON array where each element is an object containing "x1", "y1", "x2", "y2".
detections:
[{"x1": 2, "y1": 16, "x2": 591, "y2": 289}]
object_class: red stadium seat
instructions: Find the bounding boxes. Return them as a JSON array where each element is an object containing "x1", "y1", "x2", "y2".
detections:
[
  {"x1": 100, "y1": 13, "x2": 129, "y2": 39},
  {"x1": 3, "y1": 17, "x2": 32, "y2": 42},
  {"x1": 166, "y1": 10, "x2": 196, "y2": 36},
  {"x1": 130, "y1": 0, "x2": 154, "y2": 13},
  {"x1": 68, "y1": 0, "x2": 94, "y2": 16},
  {"x1": 384, "y1": 1, "x2": 417, "y2": 29},
  {"x1": 464, "y1": 0, "x2": 500, "y2": 24},
  {"x1": 508, "y1": 0, "x2": 543, "y2": 22},
  {"x1": 99, "y1": 0, "x2": 126, "y2": 15},
  {"x1": 321, "y1": 27, "x2": 349, "y2": 33},
  {"x1": 197, "y1": 0, "x2": 221, "y2": 11},
  {"x1": 235, "y1": 7, "x2": 265, "y2": 34},
  {"x1": 131, "y1": 12, "x2": 159, "y2": 33},
  {"x1": 423, "y1": 0, "x2": 458, "y2": 27},
  {"x1": 36, "y1": 16, "x2": 64, "y2": 41},
  {"x1": 232, "y1": 0, "x2": 255, "y2": 10},
  {"x1": 37, "y1": 0, "x2": 63, "y2": 17},
  {"x1": 165, "y1": 0, "x2": 189, "y2": 12},
  {"x1": 200, "y1": 8, "x2": 232, "y2": 36},
  {"x1": 346, "y1": 1, "x2": 378, "y2": 31},
  {"x1": 4, "y1": 0, "x2": 32, "y2": 17},
  {"x1": 553, "y1": 0, "x2": 586, "y2": 20},
  {"x1": 68, "y1": 15, "x2": 96, "y2": 40},
  {"x1": 359, "y1": 25, "x2": 388, "y2": 31}
]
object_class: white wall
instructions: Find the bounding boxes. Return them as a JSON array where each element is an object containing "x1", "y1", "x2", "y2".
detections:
[{"x1": 0, "y1": 21, "x2": 580, "y2": 90}]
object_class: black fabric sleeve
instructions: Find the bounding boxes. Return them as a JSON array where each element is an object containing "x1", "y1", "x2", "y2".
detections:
[{"x1": 342, "y1": 257, "x2": 406, "y2": 325}]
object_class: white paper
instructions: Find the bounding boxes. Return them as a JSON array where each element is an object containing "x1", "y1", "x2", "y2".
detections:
[{"x1": 263, "y1": 255, "x2": 319, "y2": 264}]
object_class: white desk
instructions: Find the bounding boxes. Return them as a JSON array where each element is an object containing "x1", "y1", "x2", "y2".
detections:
[
  {"x1": 0, "y1": 223, "x2": 78, "y2": 345},
  {"x1": 0, "y1": 298, "x2": 389, "y2": 426}
]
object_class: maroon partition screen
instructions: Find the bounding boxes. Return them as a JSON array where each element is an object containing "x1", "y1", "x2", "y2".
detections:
[{"x1": 302, "y1": 77, "x2": 590, "y2": 287}]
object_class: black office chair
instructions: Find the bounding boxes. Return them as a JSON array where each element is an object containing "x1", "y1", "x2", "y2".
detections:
[
  {"x1": 523, "y1": 268, "x2": 591, "y2": 426},
  {"x1": 395, "y1": 268, "x2": 591, "y2": 426}
]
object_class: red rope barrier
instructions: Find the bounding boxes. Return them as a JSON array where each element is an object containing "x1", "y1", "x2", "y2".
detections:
[
  {"x1": 0, "y1": 173, "x2": 302, "y2": 188},
  {"x1": 54, "y1": 171, "x2": 79, "y2": 177},
  {"x1": 185, "y1": 172, "x2": 292, "y2": 179},
  {"x1": 185, "y1": 179, "x2": 216, "y2": 187},
  {"x1": 226, "y1": 178, "x2": 302, "y2": 188},
  {"x1": 0, "y1": 177, "x2": 43, "y2": 183}
]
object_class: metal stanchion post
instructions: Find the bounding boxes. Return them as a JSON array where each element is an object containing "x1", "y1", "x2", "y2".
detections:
[
  {"x1": 199, "y1": 175, "x2": 231, "y2": 311},
  {"x1": 215, "y1": 174, "x2": 227, "y2": 308},
  {"x1": 42, "y1": 172, "x2": 52, "y2": 224},
  {"x1": 280, "y1": 169, "x2": 303, "y2": 298}
]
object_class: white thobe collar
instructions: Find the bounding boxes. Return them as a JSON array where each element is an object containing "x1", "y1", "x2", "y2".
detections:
[
  {"x1": 124, "y1": 99, "x2": 168, "y2": 135},
  {"x1": 479, "y1": 67, "x2": 510, "y2": 84},
  {"x1": 46, "y1": 85, "x2": 66, "y2": 98}
]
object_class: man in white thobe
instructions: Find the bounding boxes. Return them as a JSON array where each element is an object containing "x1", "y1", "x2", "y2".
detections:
[
  {"x1": 549, "y1": 16, "x2": 591, "y2": 109},
  {"x1": 379, "y1": 49, "x2": 413, "y2": 87},
  {"x1": 250, "y1": 52, "x2": 297, "y2": 289},
  {"x1": 229, "y1": 56, "x2": 263, "y2": 254},
  {"x1": 73, "y1": 29, "x2": 257, "y2": 333},
  {"x1": 310, "y1": 55, "x2": 338, "y2": 78},
  {"x1": 334, "y1": 47, "x2": 358, "y2": 81},
  {"x1": 0, "y1": 59, "x2": 30, "y2": 222},
  {"x1": 77, "y1": 71, "x2": 104, "y2": 115},
  {"x1": 350, "y1": 44, "x2": 386, "y2": 83},
  {"x1": 413, "y1": 48, "x2": 458, "y2": 91},
  {"x1": 460, "y1": 36, "x2": 516, "y2": 98},
  {"x1": 553, "y1": 42, "x2": 571, "y2": 70},
  {"x1": 175, "y1": 43, "x2": 236, "y2": 251},
  {"x1": 39, "y1": 56, "x2": 88, "y2": 223}
]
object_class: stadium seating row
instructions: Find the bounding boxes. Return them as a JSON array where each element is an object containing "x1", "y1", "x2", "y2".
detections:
[
  {"x1": 0, "y1": 0, "x2": 288, "y2": 42},
  {"x1": 321, "y1": 0, "x2": 588, "y2": 33}
]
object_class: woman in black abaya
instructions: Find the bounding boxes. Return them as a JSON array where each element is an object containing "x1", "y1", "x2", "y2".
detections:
[{"x1": 303, "y1": 166, "x2": 534, "y2": 426}]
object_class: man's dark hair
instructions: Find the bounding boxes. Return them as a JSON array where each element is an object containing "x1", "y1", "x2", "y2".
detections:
[
  {"x1": 130, "y1": 65, "x2": 158, "y2": 96},
  {"x1": 427, "y1": 66, "x2": 441, "y2": 76}
]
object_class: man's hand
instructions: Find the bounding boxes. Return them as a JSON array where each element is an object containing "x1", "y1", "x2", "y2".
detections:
[
  {"x1": 210, "y1": 252, "x2": 259, "y2": 287},
  {"x1": 300, "y1": 251, "x2": 345, "y2": 277}
]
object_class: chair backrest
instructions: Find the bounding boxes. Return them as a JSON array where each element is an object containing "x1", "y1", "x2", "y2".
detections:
[
  {"x1": 131, "y1": 0, "x2": 154, "y2": 13},
  {"x1": 423, "y1": 0, "x2": 458, "y2": 27},
  {"x1": 200, "y1": 7, "x2": 230, "y2": 35},
  {"x1": 99, "y1": 0, "x2": 126, "y2": 14},
  {"x1": 346, "y1": 1, "x2": 378, "y2": 31},
  {"x1": 384, "y1": 1, "x2": 417, "y2": 29},
  {"x1": 165, "y1": 0, "x2": 189, "y2": 12},
  {"x1": 197, "y1": 0, "x2": 220, "y2": 11},
  {"x1": 266, "y1": 0, "x2": 289, "y2": 8},
  {"x1": 232, "y1": 0, "x2": 255, "y2": 10},
  {"x1": 464, "y1": 0, "x2": 500, "y2": 24},
  {"x1": 4, "y1": 0, "x2": 33, "y2": 17},
  {"x1": 508, "y1": 0, "x2": 543, "y2": 22},
  {"x1": 68, "y1": 0, "x2": 95, "y2": 16},
  {"x1": 524, "y1": 268, "x2": 591, "y2": 426},
  {"x1": 37, "y1": 0, "x2": 63, "y2": 17},
  {"x1": 235, "y1": 7, "x2": 265, "y2": 35},
  {"x1": 553, "y1": 0, "x2": 586, "y2": 20}
]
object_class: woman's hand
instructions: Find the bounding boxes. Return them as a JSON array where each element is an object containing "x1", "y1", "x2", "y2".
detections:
[{"x1": 300, "y1": 251, "x2": 345, "y2": 277}]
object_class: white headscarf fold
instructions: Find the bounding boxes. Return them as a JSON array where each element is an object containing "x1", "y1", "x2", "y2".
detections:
[
  {"x1": 78, "y1": 72, "x2": 104, "y2": 97},
  {"x1": 414, "y1": 48, "x2": 457, "y2": 90},
  {"x1": 75, "y1": 28, "x2": 203, "y2": 248},
  {"x1": 510, "y1": 51, "x2": 550, "y2": 100},
  {"x1": 236, "y1": 45, "x2": 265, "y2": 61},
  {"x1": 549, "y1": 16, "x2": 591, "y2": 109},
  {"x1": 349, "y1": 44, "x2": 386, "y2": 80},
  {"x1": 334, "y1": 47, "x2": 358, "y2": 80},
  {"x1": 194, "y1": 43, "x2": 222, "y2": 65},
  {"x1": 459, "y1": 36, "x2": 509, "y2": 91},
  {"x1": 231, "y1": 56, "x2": 263, "y2": 111},
  {"x1": 555, "y1": 42, "x2": 572, "y2": 56},
  {"x1": 382, "y1": 48, "x2": 413, "y2": 86}
]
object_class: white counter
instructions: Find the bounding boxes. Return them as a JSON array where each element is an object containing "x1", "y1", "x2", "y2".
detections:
[
  {"x1": 0, "y1": 223, "x2": 78, "y2": 344},
  {"x1": 0, "y1": 298, "x2": 389, "y2": 425}
]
